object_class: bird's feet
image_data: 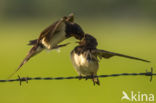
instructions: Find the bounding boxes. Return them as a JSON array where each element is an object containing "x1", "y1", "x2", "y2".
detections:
[{"x1": 78, "y1": 74, "x2": 83, "y2": 80}]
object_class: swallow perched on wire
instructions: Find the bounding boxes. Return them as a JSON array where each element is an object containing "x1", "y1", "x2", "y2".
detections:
[
  {"x1": 9, "y1": 13, "x2": 85, "y2": 78},
  {"x1": 70, "y1": 34, "x2": 150, "y2": 85}
]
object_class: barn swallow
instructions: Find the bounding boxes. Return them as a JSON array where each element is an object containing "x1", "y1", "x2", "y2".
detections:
[
  {"x1": 9, "y1": 13, "x2": 85, "y2": 78},
  {"x1": 70, "y1": 34, "x2": 150, "y2": 85}
]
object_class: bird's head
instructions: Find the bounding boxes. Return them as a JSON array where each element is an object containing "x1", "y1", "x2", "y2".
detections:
[{"x1": 78, "y1": 34, "x2": 98, "y2": 48}]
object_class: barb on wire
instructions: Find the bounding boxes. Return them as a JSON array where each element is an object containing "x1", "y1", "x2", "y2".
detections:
[{"x1": 0, "y1": 67, "x2": 155, "y2": 85}]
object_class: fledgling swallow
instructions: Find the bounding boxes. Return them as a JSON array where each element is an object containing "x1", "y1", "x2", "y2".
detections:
[
  {"x1": 70, "y1": 34, "x2": 150, "y2": 85},
  {"x1": 9, "y1": 13, "x2": 85, "y2": 78}
]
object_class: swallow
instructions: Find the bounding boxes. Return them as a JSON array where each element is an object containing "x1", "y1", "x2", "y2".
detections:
[
  {"x1": 9, "y1": 13, "x2": 85, "y2": 78},
  {"x1": 70, "y1": 34, "x2": 150, "y2": 85}
]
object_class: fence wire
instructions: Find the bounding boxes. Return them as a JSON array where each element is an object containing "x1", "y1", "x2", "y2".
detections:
[{"x1": 0, "y1": 68, "x2": 155, "y2": 85}]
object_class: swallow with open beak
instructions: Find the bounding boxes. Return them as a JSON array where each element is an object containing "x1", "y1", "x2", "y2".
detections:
[
  {"x1": 70, "y1": 34, "x2": 150, "y2": 85},
  {"x1": 9, "y1": 13, "x2": 85, "y2": 77}
]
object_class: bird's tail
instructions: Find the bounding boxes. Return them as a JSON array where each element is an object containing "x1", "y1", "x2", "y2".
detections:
[
  {"x1": 8, "y1": 44, "x2": 43, "y2": 78},
  {"x1": 92, "y1": 77, "x2": 100, "y2": 86}
]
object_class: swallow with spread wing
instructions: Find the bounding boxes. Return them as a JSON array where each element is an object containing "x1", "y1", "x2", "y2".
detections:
[
  {"x1": 9, "y1": 13, "x2": 85, "y2": 78},
  {"x1": 70, "y1": 34, "x2": 150, "y2": 85}
]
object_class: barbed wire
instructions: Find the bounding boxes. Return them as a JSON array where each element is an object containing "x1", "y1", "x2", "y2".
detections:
[{"x1": 0, "y1": 68, "x2": 155, "y2": 85}]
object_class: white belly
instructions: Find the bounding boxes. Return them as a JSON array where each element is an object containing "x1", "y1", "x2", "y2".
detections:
[
  {"x1": 71, "y1": 52, "x2": 99, "y2": 76},
  {"x1": 48, "y1": 30, "x2": 66, "y2": 48},
  {"x1": 41, "y1": 23, "x2": 67, "y2": 49}
]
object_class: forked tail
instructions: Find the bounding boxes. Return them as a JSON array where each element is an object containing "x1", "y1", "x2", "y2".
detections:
[{"x1": 8, "y1": 45, "x2": 43, "y2": 78}]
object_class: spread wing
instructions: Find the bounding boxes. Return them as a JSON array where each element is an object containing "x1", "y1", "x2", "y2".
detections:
[
  {"x1": 37, "y1": 13, "x2": 75, "y2": 48},
  {"x1": 8, "y1": 45, "x2": 43, "y2": 78},
  {"x1": 28, "y1": 13, "x2": 75, "y2": 46},
  {"x1": 94, "y1": 49, "x2": 150, "y2": 63},
  {"x1": 38, "y1": 18, "x2": 66, "y2": 44}
]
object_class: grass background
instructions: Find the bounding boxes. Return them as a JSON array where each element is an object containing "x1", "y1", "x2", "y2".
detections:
[{"x1": 0, "y1": 18, "x2": 155, "y2": 103}]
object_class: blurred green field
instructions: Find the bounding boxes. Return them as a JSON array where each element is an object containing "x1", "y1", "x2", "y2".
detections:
[{"x1": 0, "y1": 19, "x2": 156, "y2": 103}]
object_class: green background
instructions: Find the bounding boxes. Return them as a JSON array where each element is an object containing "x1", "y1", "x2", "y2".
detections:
[{"x1": 0, "y1": 0, "x2": 155, "y2": 103}]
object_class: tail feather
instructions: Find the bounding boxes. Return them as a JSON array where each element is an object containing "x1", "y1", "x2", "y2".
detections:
[{"x1": 8, "y1": 45, "x2": 43, "y2": 78}]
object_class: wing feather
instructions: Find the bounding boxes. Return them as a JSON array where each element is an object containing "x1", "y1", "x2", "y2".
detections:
[
  {"x1": 38, "y1": 13, "x2": 75, "y2": 44},
  {"x1": 94, "y1": 49, "x2": 150, "y2": 63}
]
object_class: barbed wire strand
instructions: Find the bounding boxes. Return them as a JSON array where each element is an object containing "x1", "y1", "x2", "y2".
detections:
[{"x1": 0, "y1": 67, "x2": 155, "y2": 85}]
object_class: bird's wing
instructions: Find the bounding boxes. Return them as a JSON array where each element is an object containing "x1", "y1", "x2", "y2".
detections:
[
  {"x1": 37, "y1": 13, "x2": 75, "y2": 48},
  {"x1": 27, "y1": 21, "x2": 61, "y2": 46},
  {"x1": 94, "y1": 49, "x2": 150, "y2": 63},
  {"x1": 38, "y1": 13, "x2": 74, "y2": 42},
  {"x1": 38, "y1": 17, "x2": 66, "y2": 44},
  {"x1": 8, "y1": 45, "x2": 43, "y2": 78}
]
